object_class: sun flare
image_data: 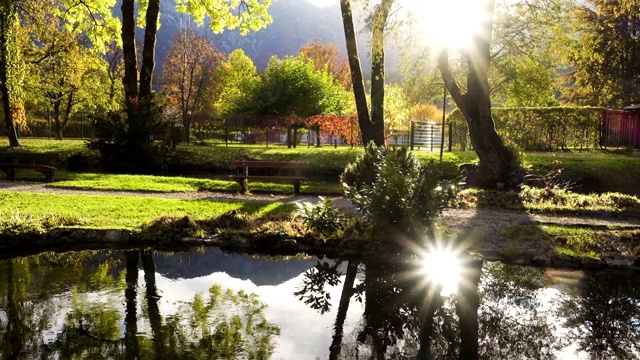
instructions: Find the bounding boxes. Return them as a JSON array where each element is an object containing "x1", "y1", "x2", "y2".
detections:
[
  {"x1": 421, "y1": 246, "x2": 462, "y2": 296},
  {"x1": 412, "y1": 0, "x2": 488, "y2": 49}
]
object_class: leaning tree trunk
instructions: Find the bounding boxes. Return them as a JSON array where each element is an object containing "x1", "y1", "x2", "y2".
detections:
[
  {"x1": 340, "y1": 0, "x2": 372, "y2": 145},
  {"x1": 438, "y1": 0, "x2": 513, "y2": 188},
  {"x1": 369, "y1": 0, "x2": 393, "y2": 146},
  {"x1": 329, "y1": 261, "x2": 358, "y2": 360},
  {"x1": 0, "y1": 6, "x2": 20, "y2": 147}
]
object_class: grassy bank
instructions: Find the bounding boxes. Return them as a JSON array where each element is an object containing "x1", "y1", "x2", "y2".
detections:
[{"x1": 0, "y1": 191, "x2": 295, "y2": 230}]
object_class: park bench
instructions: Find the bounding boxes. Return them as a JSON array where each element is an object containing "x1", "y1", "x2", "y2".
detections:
[
  {"x1": 231, "y1": 160, "x2": 309, "y2": 195},
  {"x1": 0, "y1": 153, "x2": 58, "y2": 182}
]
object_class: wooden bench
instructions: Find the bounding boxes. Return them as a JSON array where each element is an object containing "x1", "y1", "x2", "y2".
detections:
[
  {"x1": 231, "y1": 160, "x2": 309, "y2": 195},
  {"x1": 0, "y1": 154, "x2": 58, "y2": 182}
]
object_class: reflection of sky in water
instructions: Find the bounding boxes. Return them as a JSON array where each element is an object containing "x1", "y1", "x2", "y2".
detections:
[
  {"x1": 39, "y1": 266, "x2": 363, "y2": 359},
  {"x1": 7, "y1": 252, "x2": 639, "y2": 359},
  {"x1": 153, "y1": 271, "x2": 363, "y2": 359}
]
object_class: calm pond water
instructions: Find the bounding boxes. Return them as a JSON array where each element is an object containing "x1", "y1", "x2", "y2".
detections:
[{"x1": 0, "y1": 247, "x2": 639, "y2": 359}]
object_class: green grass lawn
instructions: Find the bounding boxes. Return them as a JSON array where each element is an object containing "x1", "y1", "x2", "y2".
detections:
[
  {"x1": 47, "y1": 172, "x2": 343, "y2": 194},
  {"x1": 0, "y1": 191, "x2": 296, "y2": 230},
  {"x1": 1, "y1": 138, "x2": 640, "y2": 194}
]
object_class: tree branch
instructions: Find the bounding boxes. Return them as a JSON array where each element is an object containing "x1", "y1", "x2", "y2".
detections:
[{"x1": 437, "y1": 48, "x2": 465, "y2": 107}]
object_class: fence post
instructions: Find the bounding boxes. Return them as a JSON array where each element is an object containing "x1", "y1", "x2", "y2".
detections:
[
  {"x1": 448, "y1": 121, "x2": 453, "y2": 152},
  {"x1": 410, "y1": 121, "x2": 415, "y2": 151}
]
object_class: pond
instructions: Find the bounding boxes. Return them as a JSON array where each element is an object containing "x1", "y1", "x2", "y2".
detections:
[{"x1": 0, "y1": 247, "x2": 639, "y2": 359}]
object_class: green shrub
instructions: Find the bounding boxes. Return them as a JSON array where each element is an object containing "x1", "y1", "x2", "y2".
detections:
[
  {"x1": 342, "y1": 143, "x2": 457, "y2": 242},
  {"x1": 296, "y1": 196, "x2": 347, "y2": 237},
  {"x1": 88, "y1": 95, "x2": 173, "y2": 173}
]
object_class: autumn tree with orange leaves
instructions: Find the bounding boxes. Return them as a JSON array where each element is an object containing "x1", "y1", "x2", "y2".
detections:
[
  {"x1": 299, "y1": 39, "x2": 352, "y2": 91},
  {"x1": 308, "y1": 114, "x2": 360, "y2": 146},
  {"x1": 162, "y1": 28, "x2": 225, "y2": 143}
]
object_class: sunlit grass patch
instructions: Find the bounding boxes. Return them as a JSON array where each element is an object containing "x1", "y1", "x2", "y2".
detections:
[
  {"x1": 0, "y1": 138, "x2": 85, "y2": 155},
  {"x1": 457, "y1": 187, "x2": 640, "y2": 218},
  {"x1": 543, "y1": 225, "x2": 601, "y2": 256},
  {"x1": 52, "y1": 173, "x2": 237, "y2": 192},
  {"x1": 497, "y1": 223, "x2": 640, "y2": 259},
  {"x1": 49, "y1": 172, "x2": 343, "y2": 194},
  {"x1": 0, "y1": 211, "x2": 85, "y2": 238},
  {"x1": 554, "y1": 247, "x2": 601, "y2": 260},
  {"x1": 545, "y1": 225, "x2": 640, "y2": 258},
  {"x1": 0, "y1": 191, "x2": 296, "y2": 230}
]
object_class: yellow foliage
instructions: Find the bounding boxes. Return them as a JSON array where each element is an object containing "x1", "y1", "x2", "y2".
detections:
[
  {"x1": 10, "y1": 98, "x2": 28, "y2": 131},
  {"x1": 407, "y1": 104, "x2": 442, "y2": 122}
]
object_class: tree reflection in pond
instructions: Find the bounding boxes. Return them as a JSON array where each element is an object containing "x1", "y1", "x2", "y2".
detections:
[
  {"x1": 3, "y1": 248, "x2": 640, "y2": 358},
  {"x1": 559, "y1": 270, "x2": 640, "y2": 359},
  {"x1": 297, "y1": 257, "x2": 569, "y2": 359},
  {"x1": 477, "y1": 262, "x2": 562, "y2": 359},
  {"x1": 0, "y1": 250, "x2": 280, "y2": 359}
]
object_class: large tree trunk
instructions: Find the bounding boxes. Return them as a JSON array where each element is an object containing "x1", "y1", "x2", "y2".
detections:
[
  {"x1": 139, "y1": 0, "x2": 160, "y2": 99},
  {"x1": 120, "y1": 0, "x2": 138, "y2": 114},
  {"x1": 0, "y1": 7, "x2": 20, "y2": 147},
  {"x1": 340, "y1": 0, "x2": 372, "y2": 145},
  {"x1": 438, "y1": 0, "x2": 514, "y2": 188},
  {"x1": 369, "y1": 0, "x2": 393, "y2": 146}
]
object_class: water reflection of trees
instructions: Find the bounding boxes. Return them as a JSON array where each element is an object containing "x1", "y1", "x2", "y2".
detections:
[
  {"x1": 298, "y1": 257, "x2": 567, "y2": 359},
  {"x1": 0, "y1": 250, "x2": 280, "y2": 359},
  {"x1": 476, "y1": 263, "x2": 561, "y2": 360},
  {"x1": 0, "y1": 251, "x2": 120, "y2": 358},
  {"x1": 559, "y1": 270, "x2": 640, "y2": 359}
]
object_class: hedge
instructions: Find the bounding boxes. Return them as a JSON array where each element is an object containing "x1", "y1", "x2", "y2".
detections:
[{"x1": 448, "y1": 107, "x2": 604, "y2": 151}]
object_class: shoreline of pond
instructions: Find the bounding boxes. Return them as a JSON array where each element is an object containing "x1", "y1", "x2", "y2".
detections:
[{"x1": 1, "y1": 224, "x2": 639, "y2": 272}]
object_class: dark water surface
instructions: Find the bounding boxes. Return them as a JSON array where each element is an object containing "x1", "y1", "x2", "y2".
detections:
[{"x1": 0, "y1": 247, "x2": 639, "y2": 359}]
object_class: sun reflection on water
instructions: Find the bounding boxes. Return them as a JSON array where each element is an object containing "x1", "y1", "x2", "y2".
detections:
[{"x1": 421, "y1": 243, "x2": 462, "y2": 296}]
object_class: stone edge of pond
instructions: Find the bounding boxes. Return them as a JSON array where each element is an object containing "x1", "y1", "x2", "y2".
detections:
[
  {"x1": 1, "y1": 228, "x2": 640, "y2": 272},
  {"x1": 474, "y1": 249, "x2": 639, "y2": 271}
]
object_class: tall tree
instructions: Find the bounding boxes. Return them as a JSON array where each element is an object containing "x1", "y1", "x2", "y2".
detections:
[
  {"x1": 438, "y1": 0, "x2": 516, "y2": 188},
  {"x1": 564, "y1": 0, "x2": 640, "y2": 107},
  {"x1": 340, "y1": 0, "x2": 374, "y2": 145},
  {"x1": 368, "y1": 0, "x2": 394, "y2": 146},
  {"x1": 0, "y1": 1, "x2": 22, "y2": 147},
  {"x1": 299, "y1": 39, "x2": 352, "y2": 90},
  {"x1": 27, "y1": 11, "x2": 115, "y2": 140},
  {"x1": 490, "y1": 0, "x2": 573, "y2": 107},
  {"x1": 162, "y1": 28, "x2": 225, "y2": 143},
  {"x1": 119, "y1": 0, "x2": 272, "y2": 152},
  {"x1": 212, "y1": 49, "x2": 257, "y2": 117},
  {"x1": 1, "y1": 0, "x2": 116, "y2": 147}
]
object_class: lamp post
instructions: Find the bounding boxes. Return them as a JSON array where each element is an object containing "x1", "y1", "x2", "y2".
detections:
[{"x1": 440, "y1": 83, "x2": 447, "y2": 162}]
